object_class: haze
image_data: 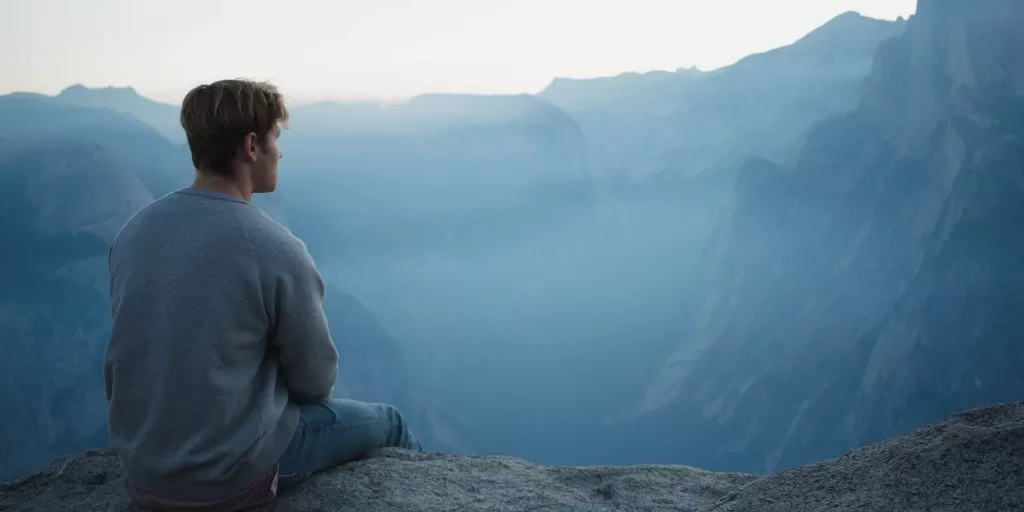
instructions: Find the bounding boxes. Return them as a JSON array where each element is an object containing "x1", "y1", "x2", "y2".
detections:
[
  {"x1": 2, "y1": 0, "x2": 915, "y2": 104},
  {"x1": 5, "y1": 0, "x2": 1024, "y2": 497}
]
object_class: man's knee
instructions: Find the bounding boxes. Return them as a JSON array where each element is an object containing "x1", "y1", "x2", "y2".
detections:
[
  {"x1": 375, "y1": 402, "x2": 406, "y2": 423},
  {"x1": 372, "y1": 402, "x2": 420, "y2": 450}
]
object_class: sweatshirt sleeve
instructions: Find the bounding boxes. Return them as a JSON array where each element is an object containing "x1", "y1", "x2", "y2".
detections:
[{"x1": 267, "y1": 236, "x2": 339, "y2": 404}]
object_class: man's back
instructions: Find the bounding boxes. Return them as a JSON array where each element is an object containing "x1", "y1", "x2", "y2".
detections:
[
  {"x1": 105, "y1": 186, "x2": 338, "y2": 502},
  {"x1": 105, "y1": 78, "x2": 418, "y2": 508}
]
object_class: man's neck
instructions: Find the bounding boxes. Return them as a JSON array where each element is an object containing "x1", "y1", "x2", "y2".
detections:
[{"x1": 192, "y1": 171, "x2": 253, "y2": 202}]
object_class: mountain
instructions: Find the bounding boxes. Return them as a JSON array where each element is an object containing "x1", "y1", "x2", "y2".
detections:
[
  {"x1": 616, "y1": 0, "x2": 1024, "y2": 474},
  {"x1": 539, "y1": 11, "x2": 907, "y2": 181},
  {"x1": 55, "y1": 84, "x2": 184, "y2": 143},
  {"x1": 0, "y1": 92, "x2": 190, "y2": 196},
  {"x1": 0, "y1": 95, "x2": 459, "y2": 482},
  {"x1": 280, "y1": 93, "x2": 593, "y2": 255},
  {"x1": 529, "y1": 13, "x2": 911, "y2": 375},
  {"x1": 0, "y1": 103, "x2": 169, "y2": 479},
  {"x1": 541, "y1": 67, "x2": 706, "y2": 117}
]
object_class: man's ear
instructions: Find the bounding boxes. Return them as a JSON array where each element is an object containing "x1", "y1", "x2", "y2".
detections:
[{"x1": 242, "y1": 132, "x2": 259, "y2": 161}]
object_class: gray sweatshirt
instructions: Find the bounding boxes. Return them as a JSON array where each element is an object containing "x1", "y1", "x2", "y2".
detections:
[{"x1": 104, "y1": 187, "x2": 339, "y2": 501}]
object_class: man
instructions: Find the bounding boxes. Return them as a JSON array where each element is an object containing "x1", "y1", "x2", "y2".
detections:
[{"x1": 104, "y1": 79, "x2": 421, "y2": 511}]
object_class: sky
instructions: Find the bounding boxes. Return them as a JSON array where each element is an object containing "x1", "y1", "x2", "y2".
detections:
[{"x1": 1, "y1": 0, "x2": 916, "y2": 104}]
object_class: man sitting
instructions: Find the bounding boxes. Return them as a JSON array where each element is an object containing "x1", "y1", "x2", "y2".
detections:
[{"x1": 104, "y1": 78, "x2": 421, "y2": 511}]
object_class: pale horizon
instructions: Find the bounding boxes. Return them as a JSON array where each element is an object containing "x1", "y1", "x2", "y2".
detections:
[{"x1": 2, "y1": 0, "x2": 916, "y2": 105}]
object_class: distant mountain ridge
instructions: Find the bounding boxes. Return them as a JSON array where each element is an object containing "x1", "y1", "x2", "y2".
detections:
[
  {"x1": 55, "y1": 84, "x2": 184, "y2": 143},
  {"x1": 541, "y1": 66, "x2": 705, "y2": 115},
  {"x1": 539, "y1": 11, "x2": 907, "y2": 181}
]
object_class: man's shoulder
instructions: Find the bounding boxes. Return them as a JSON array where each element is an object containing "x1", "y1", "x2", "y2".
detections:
[
  {"x1": 239, "y1": 207, "x2": 313, "y2": 267},
  {"x1": 241, "y1": 207, "x2": 300, "y2": 247},
  {"x1": 109, "y1": 190, "x2": 177, "y2": 247}
]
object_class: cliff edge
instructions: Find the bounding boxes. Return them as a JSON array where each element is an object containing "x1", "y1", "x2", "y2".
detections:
[{"x1": 2, "y1": 403, "x2": 1021, "y2": 511}]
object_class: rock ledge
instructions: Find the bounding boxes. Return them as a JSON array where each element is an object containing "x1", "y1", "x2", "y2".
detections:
[{"x1": 2, "y1": 403, "x2": 1022, "y2": 511}]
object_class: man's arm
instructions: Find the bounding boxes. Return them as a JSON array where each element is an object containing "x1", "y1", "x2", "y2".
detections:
[{"x1": 268, "y1": 238, "x2": 339, "y2": 404}]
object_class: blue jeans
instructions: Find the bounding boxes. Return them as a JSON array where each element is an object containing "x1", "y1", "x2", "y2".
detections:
[{"x1": 276, "y1": 398, "x2": 422, "y2": 490}]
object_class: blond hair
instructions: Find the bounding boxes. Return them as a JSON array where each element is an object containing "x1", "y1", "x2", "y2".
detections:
[{"x1": 180, "y1": 79, "x2": 289, "y2": 176}]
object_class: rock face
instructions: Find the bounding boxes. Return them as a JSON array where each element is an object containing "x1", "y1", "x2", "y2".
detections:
[
  {"x1": 616, "y1": 0, "x2": 1024, "y2": 474},
  {"x1": 2, "y1": 403, "x2": 1021, "y2": 511}
]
